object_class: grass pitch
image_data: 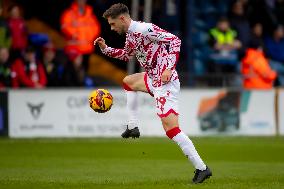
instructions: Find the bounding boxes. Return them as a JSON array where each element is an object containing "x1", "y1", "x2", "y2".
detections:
[{"x1": 0, "y1": 137, "x2": 284, "y2": 189}]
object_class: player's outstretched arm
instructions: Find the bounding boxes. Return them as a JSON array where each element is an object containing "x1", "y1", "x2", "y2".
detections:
[{"x1": 94, "y1": 37, "x2": 134, "y2": 62}]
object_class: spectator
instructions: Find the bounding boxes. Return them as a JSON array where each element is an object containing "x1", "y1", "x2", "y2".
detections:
[
  {"x1": 0, "y1": 7, "x2": 11, "y2": 49},
  {"x1": 247, "y1": 0, "x2": 277, "y2": 35},
  {"x1": 0, "y1": 47, "x2": 12, "y2": 89},
  {"x1": 208, "y1": 17, "x2": 241, "y2": 67},
  {"x1": 241, "y1": 45, "x2": 277, "y2": 89},
  {"x1": 11, "y1": 46, "x2": 47, "y2": 88},
  {"x1": 241, "y1": 22, "x2": 277, "y2": 89},
  {"x1": 248, "y1": 23, "x2": 265, "y2": 49},
  {"x1": 7, "y1": 4, "x2": 28, "y2": 60},
  {"x1": 228, "y1": 0, "x2": 250, "y2": 54},
  {"x1": 60, "y1": 0, "x2": 101, "y2": 71},
  {"x1": 63, "y1": 49, "x2": 89, "y2": 87},
  {"x1": 264, "y1": 25, "x2": 284, "y2": 86},
  {"x1": 42, "y1": 42, "x2": 65, "y2": 87},
  {"x1": 208, "y1": 17, "x2": 242, "y2": 86}
]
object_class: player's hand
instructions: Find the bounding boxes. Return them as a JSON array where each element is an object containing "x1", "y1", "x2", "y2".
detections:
[
  {"x1": 161, "y1": 69, "x2": 172, "y2": 84},
  {"x1": 94, "y1": 37, "x2": 107, "y2": 50}
]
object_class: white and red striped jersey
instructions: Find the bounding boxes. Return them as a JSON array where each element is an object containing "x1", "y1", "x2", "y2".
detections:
[{"x1": 101, "y1": 20, "x2": 181, "y2": 87}]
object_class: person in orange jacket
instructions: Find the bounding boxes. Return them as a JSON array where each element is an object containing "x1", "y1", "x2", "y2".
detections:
[
  {"x1": 60, "y1": 0, "x2": 101, "y2": 70},
  {"x1": 241, "y1": 46, "x2": 277, "y2": 89}
]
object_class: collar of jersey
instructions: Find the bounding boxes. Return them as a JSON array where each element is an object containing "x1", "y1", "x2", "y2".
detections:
[{"x1": 128, "y1": 20, "x2": 138, "y2": 33}]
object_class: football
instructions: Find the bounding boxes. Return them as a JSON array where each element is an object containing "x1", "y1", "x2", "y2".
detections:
[{"x1": 89, "y1": 89, "x2": 113, "y2": 113}]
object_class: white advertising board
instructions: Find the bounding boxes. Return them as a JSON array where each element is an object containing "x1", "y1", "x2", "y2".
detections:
[
  {"x1": 8, "y1": 89, "x2": 276, "y2": 137},
  {"x1": 8, "y1": 89, "x2": 161, "y2": 138},
  {"x1": 279, "y1": 89, "x2": 284, "y2": 135},
  {"x1": 179, "y1": 90, "x2": 276, "y2": 136},
  {"x1": 239, "y1": 90, "x2": 276, "y2": 136}
]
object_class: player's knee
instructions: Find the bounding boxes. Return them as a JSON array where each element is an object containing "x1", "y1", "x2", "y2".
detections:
[
  {"x1": 161, "y1": 114, "x2": 179, "y2": 132},
  {"x1": 123, "y1": 76, "x2": 134, "y2": 91},
  {"x1": 123, "y1": 76, "x2": 131, "y2": 85},
  {"x1": 161, "y1": 118, "x2": 171, "y2": 128}
]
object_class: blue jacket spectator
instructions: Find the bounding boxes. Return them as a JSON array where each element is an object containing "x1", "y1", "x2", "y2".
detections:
[
  {"x1": 264, "y1": 25, "x2": 284, "y2": 86},
  {"x1": 265, "y1": 25, "x2": 284, "y2": 63}
]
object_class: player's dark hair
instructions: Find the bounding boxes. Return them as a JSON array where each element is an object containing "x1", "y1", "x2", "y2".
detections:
[{"x1": 103, "y1": 3, "x2": 129, "y2": 19}]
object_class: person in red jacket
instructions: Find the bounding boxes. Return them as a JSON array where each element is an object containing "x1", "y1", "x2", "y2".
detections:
[
  {"x1": 11, "y1": 46, "x2": 47, "y2": 88},
  {"x1": 7, "y1": 4, "x2": 28, "y2": 60}
]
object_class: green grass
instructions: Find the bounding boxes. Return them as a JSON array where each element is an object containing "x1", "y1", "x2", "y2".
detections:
[{"x1": 0, "y1": 137, "x2": 284, "y2": 189}]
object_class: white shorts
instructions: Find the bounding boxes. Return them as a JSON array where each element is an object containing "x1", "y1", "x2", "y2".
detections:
[{"x1": 144, "y1": 73, "x2": 180, "y2": 118}]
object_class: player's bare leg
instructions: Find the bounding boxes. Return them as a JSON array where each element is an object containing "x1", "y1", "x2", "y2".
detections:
[
  {"x1": 121, "y1": 72, "x2": 149, "y2": 138},
  {"x1": 161, "y1": 113, "x2": 212, "y2": 183},
  {"x1": 122, "y1": 72, "x2": 148, "y2": 92}
]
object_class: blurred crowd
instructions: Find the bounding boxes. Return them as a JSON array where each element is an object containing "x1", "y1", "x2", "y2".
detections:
[
  {"x1": 192, "y1": 0, "x2": 284, "y2": 89},
  {"x1": 0, "y1": 0, "x2": 284, "y2": 89},
  {"x1": 0, "y1": 0, "x2": 101, "y2": 89}
]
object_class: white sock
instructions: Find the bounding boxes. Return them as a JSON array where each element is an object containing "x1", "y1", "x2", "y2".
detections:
[
  {"x1": 126, "y1": 90, "x2": 139, "y2": 129},
  {"x1": 172, "y1": 131, "x2": 206, "y2": 171}
]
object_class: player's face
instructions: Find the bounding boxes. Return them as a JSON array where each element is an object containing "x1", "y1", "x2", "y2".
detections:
[{"x1": 107, "y1": 17, "x2": 126, "y2": 35}]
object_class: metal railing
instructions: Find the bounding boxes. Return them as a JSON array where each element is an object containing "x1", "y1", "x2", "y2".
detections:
[{"x1": 178, "y1": 72, "x2": 243, "y2": 88}]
